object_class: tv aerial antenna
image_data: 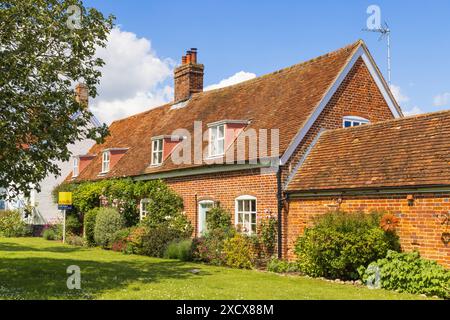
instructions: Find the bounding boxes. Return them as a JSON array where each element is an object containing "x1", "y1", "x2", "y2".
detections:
[{"x1": 363, "y1": 22, "x2": 391, "y2": 88}]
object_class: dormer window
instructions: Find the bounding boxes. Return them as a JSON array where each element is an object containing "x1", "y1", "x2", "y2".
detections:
[
  {"x1": 102, "y1": 151, "x2": 110, "y2": 173},
  {"x1": 343, "y1": 116, "x2": 369, "y2": 128},
  {"x1": 209, "y1": 124, "x2": 225, "y2": 157},
  {"x1": 151, "y1": 138, "x2": 163, "y2": 166},
  {"x1": 72, "y1": 157, "x2": 79, "y2": 178}
]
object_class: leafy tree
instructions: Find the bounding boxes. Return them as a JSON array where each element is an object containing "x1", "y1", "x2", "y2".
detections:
[{"x1": 0, "y1": 0, "x2": 114, "y2": 197}]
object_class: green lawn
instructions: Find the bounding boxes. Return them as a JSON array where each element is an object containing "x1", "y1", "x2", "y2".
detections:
[{"x1": 0, "y1": 237, "x2": 426, "y2": 300}]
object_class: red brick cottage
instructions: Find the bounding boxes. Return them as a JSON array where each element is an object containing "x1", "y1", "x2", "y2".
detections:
[{"x1": 70, "y1": 40, "x2": 450, "y2": 265}]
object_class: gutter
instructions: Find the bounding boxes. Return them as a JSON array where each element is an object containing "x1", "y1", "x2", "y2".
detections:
[{"x1": 287, "y1": 184, "x2": 450, "y2": 198}]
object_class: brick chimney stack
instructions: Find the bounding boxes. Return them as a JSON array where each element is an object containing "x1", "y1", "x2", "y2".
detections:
[
  {"x1": 75, "y1": 83, "x2": 89, "y2": 108},
  {"x1": 174, "y1": 48, "x2": 204, "y2": 103}
]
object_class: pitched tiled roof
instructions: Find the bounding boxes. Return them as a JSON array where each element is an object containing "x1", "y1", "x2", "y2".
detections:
[
  {"x1": 74, "y1": 40, "x2": 365, "y2": 181},
  {"x1": 287, "y1": 110, "x2": 450, "y2": 192}
]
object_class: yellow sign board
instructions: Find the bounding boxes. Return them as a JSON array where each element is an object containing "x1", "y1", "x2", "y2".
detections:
[{"x1": 58, "y1": 192, "x2": 73, "y2": 206}]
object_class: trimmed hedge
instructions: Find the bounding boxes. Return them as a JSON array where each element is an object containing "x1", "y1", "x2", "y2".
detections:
[{"x1": 94, "y1": 208, "x2": 125, "y2": 248}]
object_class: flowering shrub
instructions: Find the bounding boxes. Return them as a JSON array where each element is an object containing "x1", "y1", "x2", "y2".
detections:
[
  {"x1": 259, "y1": 213, "x2": 278, "y2": 259},
  {"x1": 223, "y1": 233, "x2": 256, "y2": 269},
  {"x1": 42, "y1": 223, "x2": 62, "y2": 240},
  {"x1": 192, "y1": 228, "x2": 235, "y2": 265}
]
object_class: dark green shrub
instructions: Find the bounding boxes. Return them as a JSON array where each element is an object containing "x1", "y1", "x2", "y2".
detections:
[
  {"x1": 267, "y1": 258, "x2": 300, "y2": 273},
  {"x1": 192, "y1": 228, "x2": 235, "y2": 265},
  {"x1": 141, "y1": 223, "x2": 189, "y2": 258},
  {"x1": 295, "y1": 211, "x2": 400, "y2": 280},
  {"x1": 0, "y1": 210, "x2": 29, "y2": 237},
  {"x1": 206, "y1": 207, "x2": 232, "y2": 231},
  {"x1": 65, "y1": 214, "x2": 82, "y2": 236},
  {"x1": 223, "y1": 233, "x2": 256, "y2": 269},
  {"x1": 94, "y1": 208, "x2": 125, "y2": 248},
  {"x1": 360, "y1": 250, "x2": 450, "y2": 299},
  {"x1": 84, "y1": 208, "x2": 100, "y2": 247},
  {"x1": 164, "y1": 239, "x2": 193, "y2": 261},
  {"x1": 66, "y1": 235, "x2": 84, "y2": 247}
]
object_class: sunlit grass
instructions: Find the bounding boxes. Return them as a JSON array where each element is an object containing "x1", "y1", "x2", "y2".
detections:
[{"x1": 0, "y1": 237, "x2": 427, "y2": 300}]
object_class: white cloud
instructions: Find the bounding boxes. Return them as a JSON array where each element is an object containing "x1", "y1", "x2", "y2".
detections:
[
  {"x1": 91, "y1": 28, "x2": 174, "y2": 124},
  {"x1": 390, "y1": 85, "x2": 409, "y2": 104},
  {"x1": 433, "y1": 92, "x2": 450, "y2": 107},
  {"x1": 205, "y1": 71, "x2": 256, "y2": 91},
  {"x1": 403, "y1": 106, "x2": 424, "y2": 116}
]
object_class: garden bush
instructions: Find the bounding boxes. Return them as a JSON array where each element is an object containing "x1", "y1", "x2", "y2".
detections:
[
  {"x1": 259, "y1": 216, "x2": 278, "y2": 260},
  {"x1": 94, "y1": 208, "x2": 125, "y2": 248},
  {"x1": 110, "y1": 227, "x2": 133, "y2": 253},
  {"x1": 294, "y1": 211, "x2": 400, "y2": 280},
  {"x1": 65, "y1": 214, "x2": 82, "y2": 236},
  {"x1": 42, "y1": 223, "x2": 62, "y2": 241},
  {"x1": 0, "y1": 210, "x2": 30, "y2": 237},
  {"x1": 223, "y1": 233, "x2": 256, "y2": 269},
  {"x1": 206, "y1": 207, "x2": 232, "y2": 231},
  {"x1": 66, "y1": 235, "x2": 84, "y2": 247},
  {"x1": 141, "y1": 223, "x2": 190, "y2": 258},
  {"x1": 84, "y1": 208, "x2": 100, "y2": 247},
  {"x1": 164, "y1": 239, "x2": 193, "y2": 261},
  {"x1": 192, "y1": 228, "x2": 235, "y2": 265},
  {"x1": 360, "y1": 250, "x2": 450, "y2": 299},
  {"x1": 267, "y1": 258, "x2": 300, "y2": 273}
]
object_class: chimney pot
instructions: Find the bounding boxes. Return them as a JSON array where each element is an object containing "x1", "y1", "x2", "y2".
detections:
[
  {"x1": 75, "y1": 83, "x2": 89, "y2": 108},
  {"x1": 181, "y1": 55, "x2": 187, "y2": 64},
  {"x1": 186, "y1": 51, "x2": 192, "y2": 64}
]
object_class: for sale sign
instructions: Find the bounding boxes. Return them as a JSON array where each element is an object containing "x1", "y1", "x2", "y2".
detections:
[{"x1": 58, "y1": 192, "x2": 73, "y2": 210}]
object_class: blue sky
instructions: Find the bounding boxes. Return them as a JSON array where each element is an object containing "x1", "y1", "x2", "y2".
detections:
[{"x1": 84, "y1": 0, "x2": 450, "y2": 122}]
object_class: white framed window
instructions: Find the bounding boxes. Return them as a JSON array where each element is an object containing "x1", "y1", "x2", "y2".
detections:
[
  {"x1": 235, "y1": 195, "x2": 257, "y2": 235},
  {"x1": 72, "y1": 157, "x2": 79, "y2": 177},
  {"x1": 101, "y1": 151, "x2": 110, "y2": 173},
  {"x1": 209, "y1": 124, "x2": 225, "y2": 157},
  {"x1": 151, "y1": 139, "x2": 163, "y2": 166},
  {"x1": 140, "y1": 198, "x2": 151, "y2": 221},
  {"x1": 343, "y1": 116, "x2": 369, "y2": 128}
]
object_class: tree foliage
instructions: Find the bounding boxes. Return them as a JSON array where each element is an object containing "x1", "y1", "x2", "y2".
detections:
[{"x1": 0, "y1": 0, "x2": 114, "y2": 197}]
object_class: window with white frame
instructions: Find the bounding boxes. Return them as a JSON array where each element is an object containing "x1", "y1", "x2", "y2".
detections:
[
  {"x1": 140, "y1": 198, "x2": 151, "y2": 221},
  {"x1": 343, "y1": 116, "x2": 369, "y2": 128},
  {"x1": 101, "y1": 151, "x2": 110, "y2": 173},
  {"x1": 72, "y1": 157, "x2": 79, "y2": 177},
  {"x1": 235, "y1": 195, "x2": 257, "y2": 235},
  {"x1": 151, "y1": 138, "x2": 163, "y2": 165},
  {"x1": 209, "y1": 124, "x2": 225, "y2": 157}
]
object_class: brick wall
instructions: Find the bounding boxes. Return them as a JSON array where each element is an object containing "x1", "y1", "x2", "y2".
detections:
[
  {"x1": 286, "y1": 193, "x2": 450, "y2": 268},
  {"x1": 164, "y1": 169, "x2": 278, "y2": 236},
  {"x1": 281, "y1": 57, "x2": 397, "y2": 255}
]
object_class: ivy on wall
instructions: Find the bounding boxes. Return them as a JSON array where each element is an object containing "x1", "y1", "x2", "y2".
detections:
[{"x1": 52, "y1": 178, "x2": 184, "y2": 227}]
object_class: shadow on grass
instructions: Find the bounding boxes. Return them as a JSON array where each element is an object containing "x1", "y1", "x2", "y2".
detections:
[
  {"x1": 0, "y1": 241, "x2": 85, "y2": 253},
  {"x1": 0, "y1": 255, "x2": 210, "y2": 300}
]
